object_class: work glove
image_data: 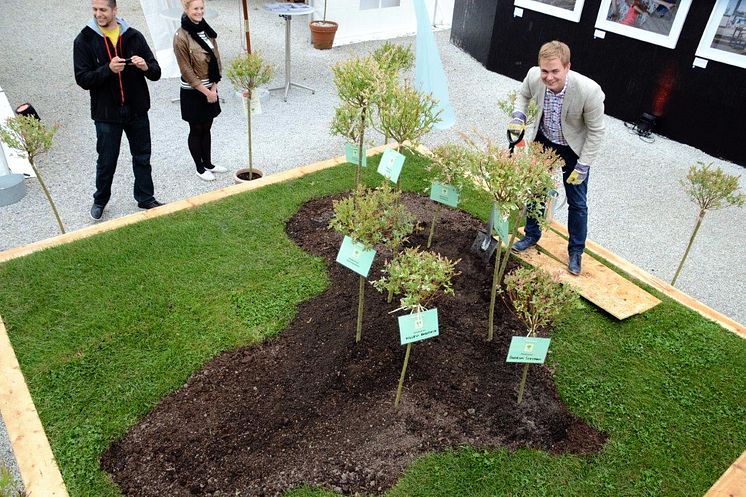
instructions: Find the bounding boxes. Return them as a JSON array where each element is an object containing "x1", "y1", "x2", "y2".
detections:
[
  {"x1": 566, "y1": 162, "x2": 589, "y2": 185},
  {"x1": 507, "y1": 111, "x2": 526, "y2": 136}
]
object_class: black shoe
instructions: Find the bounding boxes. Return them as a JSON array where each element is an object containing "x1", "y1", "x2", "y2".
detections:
[
  {"x1": 138, "y1": 199, "x2": 164, "y2": 210},
  {"x1": 568, "y1": 253, "x2": 582, "y2": 275},
  {"x1": 90, "y1": 204, "x2": 104, "y2": 220},
  {"x1": 512, "y1": 236, "x2": 539, "y2": 252}
]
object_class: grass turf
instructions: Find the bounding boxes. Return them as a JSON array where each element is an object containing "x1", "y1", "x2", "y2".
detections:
[{"x1": 0, "y1": 152, "x2": 744, "y2": 497}]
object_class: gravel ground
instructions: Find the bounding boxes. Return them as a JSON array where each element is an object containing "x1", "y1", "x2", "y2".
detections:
[{"x1": 1, "y1": 0, "x2": 744, "y2": 491}]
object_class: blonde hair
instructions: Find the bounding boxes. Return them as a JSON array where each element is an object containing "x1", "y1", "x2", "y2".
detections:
[
  {"x1": 181, "y1": 0, "x2": 204, "y2": 9},
  {"x1": 538, "y1": 41, "x2": 571, "y2": 66}
]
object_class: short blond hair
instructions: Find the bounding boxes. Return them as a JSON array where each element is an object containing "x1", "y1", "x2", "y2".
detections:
[
  {"x1": 538, "y1": 41, "x2": 571, "y2": 66},
  {"x1": 181, "y1": 0, "x2": 204, "y2": 9}
]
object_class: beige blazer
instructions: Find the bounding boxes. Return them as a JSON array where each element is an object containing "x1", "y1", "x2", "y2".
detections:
[{"x1": 516, "y1": 67, "x2": 606, "y2": 166}]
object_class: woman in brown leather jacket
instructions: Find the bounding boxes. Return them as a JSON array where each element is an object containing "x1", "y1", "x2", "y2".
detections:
[{"x1": 173, "y1": 0, "x2": 228, "y2": 181}]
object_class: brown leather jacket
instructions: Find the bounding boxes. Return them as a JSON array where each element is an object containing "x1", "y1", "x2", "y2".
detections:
[{"x1": 173, "y1": 28, "x2": 222, "y2": 88}]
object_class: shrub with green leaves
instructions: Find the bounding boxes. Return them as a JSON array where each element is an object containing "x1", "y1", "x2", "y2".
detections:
[
  {"x1": 462, "y1": 134, "x2": 562, "y2": 340},
  {"x1": 672, "y1": 162, "x2": 745, "y2": 285},
  {"x1": 377, "y1": 80, "x2": 441, "y2": 158},
  {"x1": 371, "y1": 41, "x2": 414, "y2": 75},
  {"x1": 425, "y1": 143, "x2": 472, "y2": 247},
  {"x1": 329, "y1": 183, "x2": 415, "y2": 342},
  {"x1": 373, "y1": 246, "x2": 459, "y2": 407},
  {"x1": 505, "y1": 266, "x2": 579, "y2": 337},
  {"x1": 497, "y1": 89, "x2": 539, "y2": 128},
  {"x1": 0, "y1": 115, "x2": 62, "y2": 234},
  {"x1": 331, "y1": 55, "x2": 386, "y2": 186},
  {"x1": 226, "y1": 51, "x2": 274, "y2": 180},
  {"x1": 505, "y1": 266, "x2": 578, "y2": 404},
  {"x1": 373, "y1": 247, "x2": 459, "y2": 313}
]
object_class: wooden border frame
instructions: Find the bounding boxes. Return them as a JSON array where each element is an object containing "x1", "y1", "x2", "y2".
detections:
[{"x1": 0, "y1": 147, "x2": 743, "y2": 495}]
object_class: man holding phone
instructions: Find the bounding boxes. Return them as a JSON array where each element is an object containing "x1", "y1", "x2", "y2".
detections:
[{"x1": 74, "y1": 0, "x2": 163, "y2": 220}]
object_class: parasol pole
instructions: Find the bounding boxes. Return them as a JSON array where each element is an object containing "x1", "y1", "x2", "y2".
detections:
[{"x1": 241, "y1": 0, "x2": 252, "y2": 53}]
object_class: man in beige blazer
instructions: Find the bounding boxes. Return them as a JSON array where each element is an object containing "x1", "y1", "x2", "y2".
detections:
[{"x1": 510, "y1": 40, "x2": 606, "y2": 275}]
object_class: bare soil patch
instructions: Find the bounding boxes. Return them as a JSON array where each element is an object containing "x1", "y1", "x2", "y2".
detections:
[{"x1": 102, "y1": 193, "x2": 606, "y2": 496}]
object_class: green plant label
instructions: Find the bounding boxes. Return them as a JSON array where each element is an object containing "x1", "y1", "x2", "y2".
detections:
[
  {"x1": 398, "y1": 308, "x2": 439, "y2": 345},
  {"x1": 492, "y1": 205, "x2": 510, "y2": 243},
  {"x1": 336, "y1": 235, "x2": 376, "y2": 277},
  {"x1": 429, "y1": 181, "x2": 459, "y2": 207},
  {"x1": 377, "y1": 148, "x2": 405, "y2": 183},
  {"x1": 506, "y1": 336, "x2": 551, "y2": 363},
  {"x1": 345, "y1": 143, "x2": 367, "y2": 167}
]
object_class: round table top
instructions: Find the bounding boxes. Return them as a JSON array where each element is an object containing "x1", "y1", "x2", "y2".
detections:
[{"x1": 263, "y1": 3, "x2": 315, "y2": 15}]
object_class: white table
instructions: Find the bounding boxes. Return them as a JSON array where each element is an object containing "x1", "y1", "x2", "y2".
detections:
[{"x1": 263, "y1": 3, "x2": 315, "y2": 101}]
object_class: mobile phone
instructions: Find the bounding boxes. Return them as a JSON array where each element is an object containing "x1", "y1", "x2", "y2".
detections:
[{"x1": 124, "y1": 57, "x2": 133, "y2": 65}]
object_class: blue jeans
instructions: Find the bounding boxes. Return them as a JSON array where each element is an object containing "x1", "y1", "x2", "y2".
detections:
[
  {"x1": 524, "y1": 131, "x2": 588, "y2": 255},
  {"x1": 93, "y1": 113, "x2": 155, "y2": 206}
]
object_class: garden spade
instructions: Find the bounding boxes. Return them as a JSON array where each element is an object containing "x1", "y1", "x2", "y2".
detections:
[{"x1": 469, "y1": 129, "x2": 525, "y2": 262}]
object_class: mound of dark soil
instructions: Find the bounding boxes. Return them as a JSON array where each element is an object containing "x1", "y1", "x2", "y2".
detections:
[{"x1": 102, "y1": 193, "x2": 606, "y2": 496}]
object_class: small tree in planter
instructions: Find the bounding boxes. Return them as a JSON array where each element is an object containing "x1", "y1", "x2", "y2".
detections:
[
  {"x1": 672, "y1": 162, "x2": 745, "y2": 285},
  {"x1": 309, "y1": 0, "x2": 338, "y2": 50},
  {"x1": 373, "y1": 247, "x2": 459, "y2": 407},
  {"x1": 463, "y1": 134, "x2": 561, "y2": 341},
  {"x1": 331, "y1": 55, "x2": 385, "y2": 187},
  {"x1": 505, "y1": 266, "x2": 578, "y2": 404},
  {"x1": 425, "y1": 143, "x2": 471, "y2": 248},
  {"x1": 0, "y1": 115, "x2": 62, "y2": 234},
  {"x1": 329, "y1": 183, "x2": 414, "y2": 343},
  {"x1": 226, "y1": 51, "x2": 274, "y2": 181}
]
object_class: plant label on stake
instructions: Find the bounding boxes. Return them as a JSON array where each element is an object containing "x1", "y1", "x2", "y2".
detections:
[
  {"x1": 493, "y1": 204, "x2": 510, "y2": 244},
  {"x1": 377, "y1": 148, "x2": 405, "y2": 183},
  {"x1": 398, "y1": 308, "x2": 439, "y2": 344},
  {"x1": 336, "y1": 235, "x2": 376, "y2": 277},
  {"x1": 506, "y1": 336, "x2": 551, "y2": 363},
  {"x1": 429, "y1": 181, "x2": 459, "y2": 208},
  {"x1": 345, "y1": 143, "x2": 367, "y2": 168}
]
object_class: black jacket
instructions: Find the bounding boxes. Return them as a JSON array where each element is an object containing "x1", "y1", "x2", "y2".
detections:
[{"x1": 73, "y1": 19, "x2": 161, "y2": 123}]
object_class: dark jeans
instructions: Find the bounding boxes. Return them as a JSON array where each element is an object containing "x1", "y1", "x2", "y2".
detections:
[
  {"x1": 524, "y1": 131, "x2": 588, "y2": 255},
  {"x1": 93, "y1": 113, "x2": 155, "y2": 206}
]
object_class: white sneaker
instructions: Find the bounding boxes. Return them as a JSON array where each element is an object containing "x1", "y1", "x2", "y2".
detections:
[
  {"x1": 196, "y1": 169, "x2": 216, "y2": 181},
  {"x1": 207, "y1": 165, "x2": 228, "y2": 173}
]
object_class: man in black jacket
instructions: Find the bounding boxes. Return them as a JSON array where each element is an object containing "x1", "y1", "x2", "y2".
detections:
[{"x1": 74, "y1": 0, "x2": 163, "y2": 220}]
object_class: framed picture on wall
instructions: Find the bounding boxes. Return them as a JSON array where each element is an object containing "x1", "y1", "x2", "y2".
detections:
[
  {"x1": 696, "y1": 0, "x2": 746, "y2": 69},
  {"x1": 514, "y1": 0, "x2": 586, "y2": 22},
  {"x1": 594, "y1": 0, "x2": 692, "y2": 49}
]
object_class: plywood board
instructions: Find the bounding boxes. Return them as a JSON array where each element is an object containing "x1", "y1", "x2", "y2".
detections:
[{"x1": 512, "y1": 229, "x2": 661, "y2": 320}]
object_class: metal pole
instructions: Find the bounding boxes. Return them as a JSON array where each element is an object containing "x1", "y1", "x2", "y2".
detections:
[{"x1": 432, "y1": 0, "x2": 439, "y2": 27}]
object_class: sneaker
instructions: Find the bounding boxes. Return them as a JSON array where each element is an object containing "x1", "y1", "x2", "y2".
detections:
[
  {"x1": 205, "y1": 164, "x2": 228, "y2": 173},
  {"x1": 512, "y1": 236, "x2": 539, "y2": 252},
  {"x1": 90, "y1": 204, "x2": 104, "y2": 220},
  {"x1": 196, "y1": 169, "x2": 216, "y2": 181},
  {"x1": 568, "y1": 253, "x2": 582, "y2": 275},
  {"x1": 137, "y1": 199, "x2": 164, "y2": 209}
]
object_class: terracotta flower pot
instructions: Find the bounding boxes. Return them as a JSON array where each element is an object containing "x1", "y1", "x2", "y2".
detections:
[
  {"x1": 309, "y1": 20, "x2": 338, "y2": 50},
  {"x1": 234, "y1": 168, "x2": 264, "y2": 183}
]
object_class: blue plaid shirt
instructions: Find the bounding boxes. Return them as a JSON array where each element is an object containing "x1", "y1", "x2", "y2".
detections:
[{"x1": 540, "y1": 79, "x2": 569, "y2": 146}]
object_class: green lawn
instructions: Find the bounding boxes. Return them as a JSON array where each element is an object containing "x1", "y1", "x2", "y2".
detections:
[{"x1": 0, "y1": 153, "x2": 744, "y2": 497}]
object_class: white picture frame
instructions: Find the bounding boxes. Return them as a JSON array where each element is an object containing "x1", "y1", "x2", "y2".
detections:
[
  {"x1": 514, "y1": 0, "x2": 586, "y2": 22},
  {"x1": 594, "y1": 0, "x2": 692, "y2": 49},
  {"x1": 695, "y1": 0, "x2": 746, "y2": 69}
]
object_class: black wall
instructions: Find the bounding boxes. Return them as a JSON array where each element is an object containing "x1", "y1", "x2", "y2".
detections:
[{"x1": 451, "y1": 0, "x2": 746, "y2": 167}]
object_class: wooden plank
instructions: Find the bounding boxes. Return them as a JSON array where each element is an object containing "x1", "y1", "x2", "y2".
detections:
[
  {"x1": 513, "y1": 229, "x2": 661, "y2": 320},
  {"x1": 0, "y1": 144, "x2": 392, "y2": 265},
  {"x1": 705, "y1": 450, "x2": 746, "y2": 497},
  {"x1": 550, "y1": 222, "x2": 746, "y2": 339},
  {"x1": 0, "y1": 316, "x2": 69, "y2": 496}
]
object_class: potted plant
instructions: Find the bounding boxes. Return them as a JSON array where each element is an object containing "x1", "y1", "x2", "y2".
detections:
[
  {"x1": 226, "y1": 51, "x2": 274, "y2": 182},
  {"x1": 309, "y1": 0, "x2": 338, "y2": 50},
  {"x1": 0, "y1": 115, "x2": 63, "y2": 234}
]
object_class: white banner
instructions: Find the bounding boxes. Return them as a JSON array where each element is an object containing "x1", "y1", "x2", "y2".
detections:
[{"x1": 139, "y1": 0, "x2": 182, "y2": 79}]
